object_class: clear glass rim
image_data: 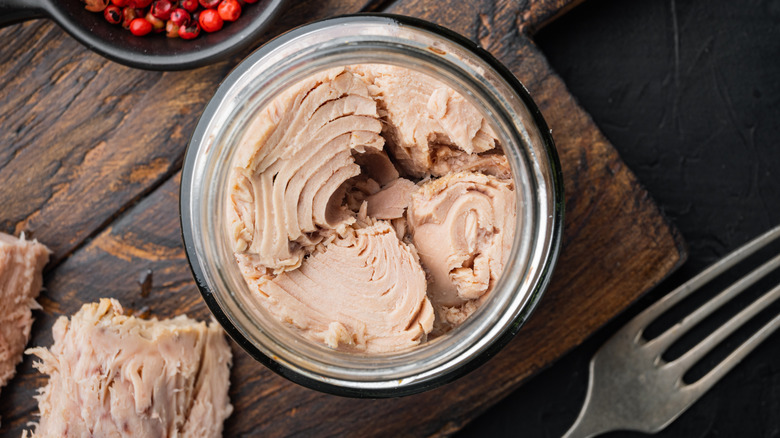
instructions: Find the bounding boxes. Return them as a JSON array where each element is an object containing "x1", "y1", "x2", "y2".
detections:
[{"x1": 180, "y1": 14, "x2": 564, "y2": 398}]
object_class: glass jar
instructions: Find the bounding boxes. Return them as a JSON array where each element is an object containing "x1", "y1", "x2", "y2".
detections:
[{"x1": 180, "y1": 14, "x2": 564, "y2": 397}]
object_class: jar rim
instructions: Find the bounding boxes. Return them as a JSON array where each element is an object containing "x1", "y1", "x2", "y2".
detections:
[{"x1": 180, "y1": 13, "x2": 564, "y2": 398}]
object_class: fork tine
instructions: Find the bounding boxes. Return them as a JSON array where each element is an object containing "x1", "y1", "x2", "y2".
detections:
[
  {"x1": 639, "y1": 226, "x2": 780, "y2": 355},
  {"x1": 683, "y1": 304, "x2": 780, "y2": 397},
  {"x1": 649, "y1": 253, "x2": 780, "y2": 355},
  {"x1": 669, "y1": 280, "x2": 780, "y2": 373}
]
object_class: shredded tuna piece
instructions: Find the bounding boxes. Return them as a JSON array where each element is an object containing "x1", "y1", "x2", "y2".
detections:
[
  {"x1": 24, "y1": 299, "x2": 233, "y2": 438},
  {"x1": 430, "y1": 146, "x2": 511, "y2": 179},
  {"x1": 0, "y1": 232, "x2": 50, "y2": 394},
  {"x1": 365, "y1": 178, "x2": 418, "y2": 220},
  {"x1": 250, "y1": 222, "x2": 434, "y2": 353},
  {"x1": 408, "y1": 172, "x2": 517, "y2": 328},
  {"x1": 352, "y1": 64, "x2": 498, "y2": 177},
  {"x1": 228, "y1": 68, "x2": 385, "y2": 275}
]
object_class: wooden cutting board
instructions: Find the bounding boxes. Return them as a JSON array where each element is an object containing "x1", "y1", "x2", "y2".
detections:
[{"x1": 0, "y1": 0, "x2": 685, "y2": 436}]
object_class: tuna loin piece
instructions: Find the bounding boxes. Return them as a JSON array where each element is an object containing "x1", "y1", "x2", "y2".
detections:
[
  {"x1": 228, "y1": 69, "x2": 385, "y2": 275},
  {"x1": 365, "y1": 178, "x2": 418, "y2": 220},
  {"x1": 408, "y1": 172, "x2": 517, "y2": 326},
  {"x1": 25, "y1": 299, "x2": 233, "y2": 438},
  {"x1": 354, "y1": 65, "x2": 498, "y2": 177},
  {"x1": 0, "y1": 232, "x2": 50, "y2": 393},
  {"x1": 430, "y1": 146, "x2": 511, "y2": 180},
  {"x1": 253, "y1": 221, "x2": 434, "y2": 353}
]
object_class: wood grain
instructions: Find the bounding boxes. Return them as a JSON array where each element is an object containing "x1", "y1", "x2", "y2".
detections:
[
  {"x1": 0, "y1": 0, "x2": 374, "y2": 263},
  {"x1": 0, "y1": 0, "x2": 685, "y2": 436}
]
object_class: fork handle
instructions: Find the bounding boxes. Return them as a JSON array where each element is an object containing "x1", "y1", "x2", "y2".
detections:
[
  {"x1": 562, "y1": 361, "x2": 619, "y2": 438},
  {"x1": 562, "y1": 413, "x2": 608, "y2": 438}
]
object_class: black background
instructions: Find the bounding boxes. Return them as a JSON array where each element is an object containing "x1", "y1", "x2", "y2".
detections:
[{"x1": 458, "y1": 0, "x2": 780, "y2": 436}]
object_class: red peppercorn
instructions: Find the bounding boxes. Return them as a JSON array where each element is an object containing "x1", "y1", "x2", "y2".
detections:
[
  {"x1": 104, "y1": 4, "x2": 122, "y2": 23},
  {"x1": 121, "y1": 6, "x2": 138, "y2": 28},
  {"x1": 180, "y1": 0, "x2": 198, "y2": 12},
  {"x1": 199, "y1": 0, "x2": 219, "y2": 8},
  {"x1": 179, "y1": 21, "x2": 200, "y2": 39},
  {"x1": 166, "y1": 20, "x2": 180, "y2": 37},
  {"x1": 87, "y1": 0, "x2": 254, "y2": 39},
  {"x1": 129, "y1": 17, "x2": 153, "y2": 36},
  {"x1": 217, "y1": 0, "x2": 240, "y2": 22},
  {"x1": 151, "y1": 0, "x2": 173, "y2": 20},
  {"x1": 169, "y1": 8, "x2": 190, "y2": 26},
  {"x1": 199, "y1": 8, "x2": 222, "y2": 32},
  {"x1": 85, "y1": 0, "x2": 108, "y2": 13},
  {"x1": 145, "y1": 11, "x2": 165, "y2": 32}
]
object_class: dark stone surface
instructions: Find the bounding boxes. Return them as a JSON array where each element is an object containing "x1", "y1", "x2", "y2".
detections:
[{"x1": 458, "y1": 0, "x2": 780, "y2": 436}]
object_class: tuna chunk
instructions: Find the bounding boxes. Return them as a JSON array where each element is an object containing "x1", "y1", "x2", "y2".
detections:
[
  {"x1": 228, "y1": 68, "x2": 385, "y2": 275},
  {"x1": 430, "y1": 146, "x2": 512, "y2": 179},
  {"x1": 365, "y1": 178, "x2": 418, "y2": 220},
  {"x1": 408, "y1": 172, "x2": 517, "y2": 327},
  {"x1": 0, "y1": 232, "x2": 50, "y2": 393},
  {"x1": 249, "y1": 221, "x2": 434, "y2": 353},
  {"x1": 353, "y1": 65, "x2": 498, "y2": 177},
  {"x1": 24, "y1": 299, "x2": 233, "y2": 438}
]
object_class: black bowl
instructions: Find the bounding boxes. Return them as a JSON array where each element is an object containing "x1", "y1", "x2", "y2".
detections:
[{"x1": 0, "y1": 0, "x2": 286, "y2": 70}]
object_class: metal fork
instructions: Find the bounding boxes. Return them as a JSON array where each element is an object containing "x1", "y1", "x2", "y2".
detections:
[{"x1": 564, "y1": 225, "x2": 780, "y2": 438}]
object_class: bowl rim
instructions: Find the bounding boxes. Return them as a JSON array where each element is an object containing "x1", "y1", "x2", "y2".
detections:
[
  {"x1": 32, "y1": 0, "x2": 287, "y2": 70},
  {"x1": 180, "y1": 13, "x2": 565, "y2": 397}
]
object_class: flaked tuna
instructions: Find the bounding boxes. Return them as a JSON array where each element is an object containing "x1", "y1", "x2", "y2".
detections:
[
  {"x1": 0, "y1": 232, "x2": 50, "y2": 394},
  {"x1": 408, "y1": 172, "x2": 517, "y2": 328},
  {"x1": 24, "y1": 299, "x2": 233, "y2": 438},
  {"x1": 228, "y1": 64, "x2": 519, "y2": 351},
  {"x1": 248, "y1": 221, "x2": 434, "y2": 353},
  {"x1": 228, "y1": 68, "x2": 385, "y2": 275},
  {"x1": 365, "y1": 178, "x2": 418, "y2": 220},
  {"x1": 353, "y1": 65, "x2": 499, "y2": 177},
  {"x1": 430, "y1": 146, "x2": 511, "y2": 179}
]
